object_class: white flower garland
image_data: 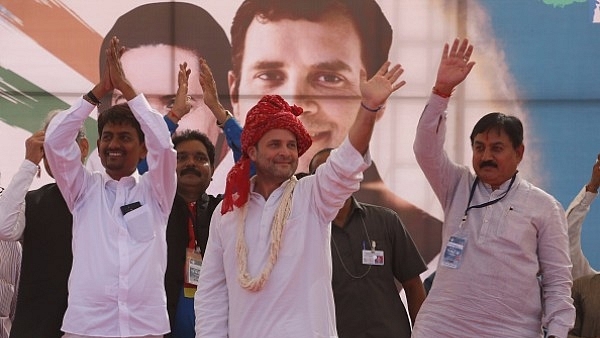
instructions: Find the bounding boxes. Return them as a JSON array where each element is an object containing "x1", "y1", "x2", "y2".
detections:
[{"x1": 236, "y1": 177, "x2": 297, "y2": 292}]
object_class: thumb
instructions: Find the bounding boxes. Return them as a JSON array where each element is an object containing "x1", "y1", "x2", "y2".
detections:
[{"x1": 360, "y1": 69, "x2": 367, "y2": 83}]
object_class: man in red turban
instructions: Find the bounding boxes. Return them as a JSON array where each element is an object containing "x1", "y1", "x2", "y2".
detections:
[
  {"x1": 220, "y1": 95, "x2": 312, "y2": 214},
  {"x1": 196, "y1": 61, "x2": 406, "y2": 337}
]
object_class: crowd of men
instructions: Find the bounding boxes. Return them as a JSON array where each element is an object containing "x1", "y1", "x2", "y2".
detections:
[{"x1": 0, "y1": 1, "x2": 598, "y2": 338}]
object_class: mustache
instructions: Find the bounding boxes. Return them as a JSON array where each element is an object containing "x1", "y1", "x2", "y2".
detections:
[
  {"x1": 180, "y1": 167, "x2": 202, "y2": 177},
  {"x1": 479, "y1": 160, "x2": 498, "y2": 169}
]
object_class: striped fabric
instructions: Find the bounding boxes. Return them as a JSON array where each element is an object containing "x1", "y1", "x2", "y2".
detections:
[{"x1": 0, "y1": 240, "x2": 21, "y2": 338}]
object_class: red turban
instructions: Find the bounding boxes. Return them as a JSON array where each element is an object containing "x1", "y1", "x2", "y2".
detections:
[{"x1": 221, "y1": 95, "x2": 312, "y2": 214}]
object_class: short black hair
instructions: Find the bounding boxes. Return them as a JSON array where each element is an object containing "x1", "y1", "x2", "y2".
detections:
[
  {"x1": 97, "y1": 103, "x2": 144, "y2": 143},
  {"x1": 230, "y1": 0, "x2": 392, "y2": 102},
  {"x1": 172, "y1": 129, "x2": 216, "y2": 168},
  {"x1": 470, "y1": 112, "x2": 524, "y2": 149},
  {"x1": 98, "y1": 2, "x2": 232, "y2": 111},
  {"x1": 308, "y1": 147, "x2": 335, "y2": 174}
]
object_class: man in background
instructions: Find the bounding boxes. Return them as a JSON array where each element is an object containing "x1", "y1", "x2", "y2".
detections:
[
  {"x1": 0, "y1": 113, "x2": 88, "y2": 338},
  {"x1": 309, "y1": 148, "x2": 427, "y2": 337}
]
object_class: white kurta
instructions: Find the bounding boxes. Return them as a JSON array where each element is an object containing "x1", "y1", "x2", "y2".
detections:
[
  {"x1": 44, "y1": 95, "x2": 176, "y2": 337},
  {"x1": 412, "y1": 94, "x2": 574, "y2": 338},
  {"x1": 195, "y1": 138, "x2": 370, "y2": 338}
]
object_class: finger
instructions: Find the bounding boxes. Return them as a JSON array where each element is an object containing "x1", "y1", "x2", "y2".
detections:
[
  {"x1": 387, "y1": 65, "x2": 404, "y2": 84},
  {"x1": 391, "y1": 80, "x2": 406, "y2": 92},
  {"x1": 359, "y1": 68, "x2": 367, "y2": 84},
  {"x1": 376, "y1": 61, "x2": 391, "y2": 76},
  {"x1": 464, "y1": 62, "x2": 476, "y2": 76},
  {"x1": 457, "y1": 38, "x2": 469, "y2": 56},
  {"x1": 441, "y1": 43, "x2": 450, "y2": 61},
  {"x1": 449, "y1": 38, "x2": 460, "y2": 57},
  {"x1": 464, "y1": 44, "x2": 474, "y2": 60}
]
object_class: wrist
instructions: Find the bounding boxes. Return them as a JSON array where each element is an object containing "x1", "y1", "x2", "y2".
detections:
[
  {"x1": 432, "y1": 86, "x2": 453, "y2": 98},
  {"x1": 83, "y1": 90, "x2": 101, "y2": 107},
  {"x1": 586, "y1": 183, "x2": 599, "y2": 193},
  {"x1": 216, "y1": 110, "x2": 233, "y2": 128},
  {"x1": 167, "y1": 110, "x2": 181, "y2": 123},
  {"x1": 360, "y1": 101, "x2": 384, "y2": 113}
]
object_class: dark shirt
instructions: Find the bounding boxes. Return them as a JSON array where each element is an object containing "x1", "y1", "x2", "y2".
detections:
[
  {"x1": 331, "y1": 197, "x2": 426, "y2": 338},
  {"x1": 164, "y1": 193, "x2": 222, "y2": 337},
  {"x1": 569, "y1": 274, "x2": 600, "y2": 338},
  {"x1": 356, "y1": 163, "x2": 442, "y2": 264},
  {"x1": 11, "y1": 183, "x2": 72, "y2": 338}
]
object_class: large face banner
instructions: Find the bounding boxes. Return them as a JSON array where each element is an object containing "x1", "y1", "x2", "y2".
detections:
[{"x1": 1, "y1": 0, "x2": 599, "y2": 268}]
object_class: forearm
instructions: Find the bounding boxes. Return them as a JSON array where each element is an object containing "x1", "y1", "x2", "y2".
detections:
[
  {"x1": 403, "y1": 278, "x2": 426, "y2": 325},
  {"x1": 222, "y1": 117, "x2": 243, "y2": 162},
  {"x1": 347, "y1": 107, "x2": 377, "y2": 156},
  {"x1": 43, "y1": 98, "x2": 93, "y2": 209},
  {"x1": 128, "y1": 95, "x2": 177, "y2": 213},
  {"x1": 566, "y1": 187, "x2": 598, "y2": 279},
  {"x1": 0, "y1": 161, "x2": 36, "y2": 240}
]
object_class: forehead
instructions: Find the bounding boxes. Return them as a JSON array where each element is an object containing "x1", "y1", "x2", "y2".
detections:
[
  {"x1": 101, "y1": 122, "x2": 137, "y2": 134},
  {"x1": 120, "y1": 45, "x2": 202, "y2": 96},
  {"x1": 175, "y1": 139, "x2": 208, "y2": 153},
  {"x1": 473, "y1": 128, "x2": 512, "y2": 145},
  {"x1": 258, "y1": 128, "x2": 297, "y2": 143},
  {"x1": 242, "y1": 14, "x2": 363, "y2": 71}
]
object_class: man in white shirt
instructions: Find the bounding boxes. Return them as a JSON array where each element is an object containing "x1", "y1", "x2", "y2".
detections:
[
  {"x1": 566, "y1": 153, "x2": 600, "y2": 280},
  {"x1": 44, "y1": 37, "x2": 183, "y2": 338},
  {"x1": 195, "y1": 61, "x2": 405, "y2": 337},
  {"x1": 0, "y1": 114, "x2": 88, "y2": 338},
  {"x1": 412, "y1": 38, "x2": 574, "y2": 338}
]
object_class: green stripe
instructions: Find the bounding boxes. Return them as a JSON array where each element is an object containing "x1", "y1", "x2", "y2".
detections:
[{"x1": 0, "y1": 66, "x2": 98, "y2": 146}]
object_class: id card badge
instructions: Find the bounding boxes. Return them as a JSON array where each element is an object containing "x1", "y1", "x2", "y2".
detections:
[
  {"x1": 362, "y1": 250, "x2": 384, "y2": 266},
  {"x1": 185, "y1": 247, "x2": 203, "y2": 286},
  {"x1": 441, "y1": 226, "x2": 468, "y2": 269}
]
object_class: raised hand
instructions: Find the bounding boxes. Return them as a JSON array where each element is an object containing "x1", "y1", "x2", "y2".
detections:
[
  {"x1": 359, "y1": 61, "x2": 406, "y2": 111},
  {"x1": 586, "y1": 154, "x2": 600, "y2": 193},
  {"x1": 170, "y1": 62, "x2": 192, "y2": 119},
  {"x1": 199, "y1": 58, "x2": 229, "y2": 124},
  {"x1": 106, "y1": 36, "x2": 136, "y2": 100},
  {"x1": 434, "y1": 38, "x2": 475, "y2": 96},
  {"x1": 25, "y1": 130, "x2": 45, "y2": 165}
]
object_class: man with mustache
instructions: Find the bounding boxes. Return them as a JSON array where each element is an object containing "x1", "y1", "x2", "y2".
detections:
[
  {"x1": 412, "y1": 39, "x2": 574, "y2": 337},
  {"x1": 164, "y1": 129, "x2": 222, "y2": 338}
]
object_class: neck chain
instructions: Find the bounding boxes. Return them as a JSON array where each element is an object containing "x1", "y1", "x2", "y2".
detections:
[{"x1": 331, "y1": 211, "x2": 372, "y2": 279}]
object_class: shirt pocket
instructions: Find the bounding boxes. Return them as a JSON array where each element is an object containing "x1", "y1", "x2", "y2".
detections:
[
  {"x1": 124, "y1": 204, "x2": 155, "y2": 242},
  {"x1": 496, "y1": 206, "x2": 536, "y2": 245}
]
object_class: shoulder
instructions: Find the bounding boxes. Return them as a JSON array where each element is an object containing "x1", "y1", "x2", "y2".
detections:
[{"x1": 517, "y1": 178, "x2": 562, "y2": 208}]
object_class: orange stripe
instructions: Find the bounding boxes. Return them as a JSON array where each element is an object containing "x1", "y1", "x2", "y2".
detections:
[{"x1": 1, "y1": 0, "x2": 102, "y2": 82}]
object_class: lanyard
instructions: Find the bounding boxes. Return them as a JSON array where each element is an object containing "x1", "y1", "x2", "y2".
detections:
[
  {"x1": 186, "y1": 202, "x2": 199, "y2": 250},
  {"x1": 463, "y1": 173, "x2": 517, "y2": 220}
]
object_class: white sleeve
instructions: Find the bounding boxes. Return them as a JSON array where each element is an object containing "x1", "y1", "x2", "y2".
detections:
[
  {"x1": 565, "y1": 187, "x2": 598, "y2": 279},
  {"x1": 0, "y1": 161, "x2": 38, "y2": 240},
  {"x1": 195, "y1": 209, "x2": 229, "y2": 337}
]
